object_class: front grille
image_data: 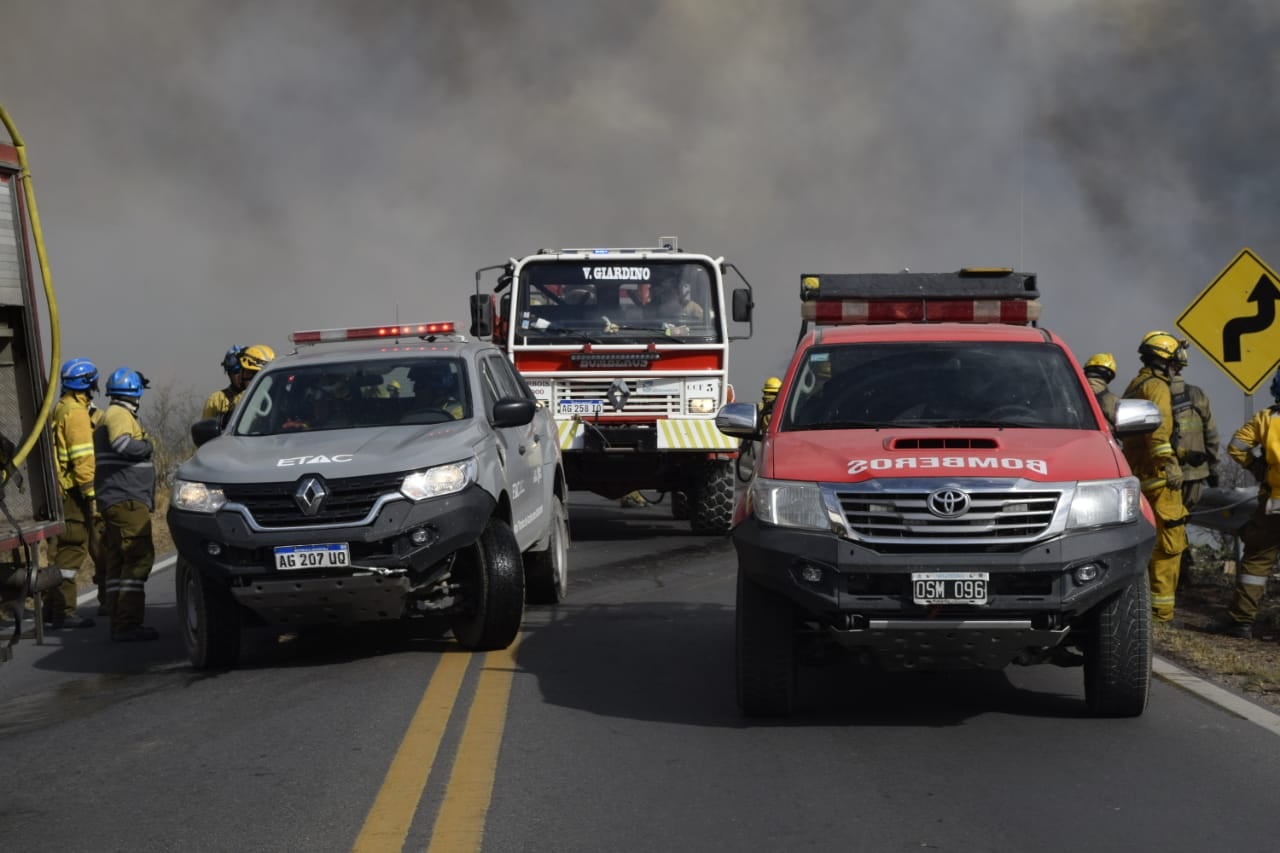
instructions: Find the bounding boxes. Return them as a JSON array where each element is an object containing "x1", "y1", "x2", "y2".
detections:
[
  {"x1": 553, "y1": 378, "x2": 681, "y2": 415},
  {"x1": 222, "y1": 471, "x2": 407, "y2": 527},
  {"x1": 835, "y1": 489, "x2": 1061, "y2": 543}
]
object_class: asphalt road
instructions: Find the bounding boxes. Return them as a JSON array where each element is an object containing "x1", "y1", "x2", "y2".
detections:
[{"x1": 3, "y1": 494, "x2": 1280, "y2": 852}]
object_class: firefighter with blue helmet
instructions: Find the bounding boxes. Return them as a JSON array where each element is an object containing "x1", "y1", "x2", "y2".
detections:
[
  {"x1": 1216, "y1": 369, "x2": 1280, "y2": 639},
  {"x1": 94, "y1": 367, "x2": 158, "y2": 641},
  {"x1": 1121, "y1": 331, "x2": 1189, "y2": 624},
  {"x1": 47, "y1": 358, "x2": 102, "y2": 628},
  {"x1": 202, "y1": 345, "x2": 246, "y2": 421}
]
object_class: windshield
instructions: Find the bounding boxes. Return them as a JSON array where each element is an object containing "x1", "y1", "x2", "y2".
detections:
[
  {"x1": 781, "y1": 342, "x2": 1094, "y2": 431},
  {"x1": 233, "y1": 357, "x2": 471, "y2": 435},
  {"x1": 513, "y1": 260, "x2": 721, "y2": 343}
]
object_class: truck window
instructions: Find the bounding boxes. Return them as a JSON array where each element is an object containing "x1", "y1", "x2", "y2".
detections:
[
  {"x1": 513, "y1": 260, "x2": 720, "y2": 343},
  {"x1": 782, "y1": 342, "x2": 1093, "y2": 431}
]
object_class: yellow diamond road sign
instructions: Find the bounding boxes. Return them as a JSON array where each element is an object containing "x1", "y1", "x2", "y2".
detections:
[{"x1": 1176, "y1": 248, "x2": 1280, "y2": 394}]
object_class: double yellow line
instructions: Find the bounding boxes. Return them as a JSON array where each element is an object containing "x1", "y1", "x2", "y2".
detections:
[{"x1": 352, "y1": 636, "x2": 523, "y2": 853}]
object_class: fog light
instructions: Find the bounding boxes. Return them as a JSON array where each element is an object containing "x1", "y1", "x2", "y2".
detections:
[
  {"x1": 800, "y1": 564, "x2": 823, "y2": 583},
  {"x1": 1073, "y1": 564, "x2": 1099, "y2": 584},
  {"x1": 206, "y1": 541, "x2": 223, "y2": 557},
  {"x1": 410, "y1": 527, "x2": 429, "y2": 546}
]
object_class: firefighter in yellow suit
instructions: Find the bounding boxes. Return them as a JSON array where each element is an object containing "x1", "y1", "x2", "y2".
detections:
[
  {"x1": 47, "y1": 358, "x2": 101, "y2": 629},
  {"x1": 203, "y1": 344, "x2": 275, "y2": 421},
  {"x1": 1120, "y1": 331, "x2": 1188, "y2": 624},
  {"x1": 1216, "y1": 370, "x2": 1280, "y2": 639},
  {"x1": 95, "y1": 367, "x2": 159, "y2": 641}
]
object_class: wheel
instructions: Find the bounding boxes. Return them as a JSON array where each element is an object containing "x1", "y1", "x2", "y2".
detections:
[
  {"x1": 525, "y1": 496, "x2": 569, "y2": 605},
  {"x1": 690, "y1": 460, "x2": 735, "y2": 534},
  {"x1": 1082, "y1": 578, "x2": 1151, "y2": 717},
  {"x1": 736, "y1": 570, "x2": 796, "y2": 717},
  {"x1": 177, "y1": 556, "x2": 242, "y2": 670},
  {"x1": 671, "y1": 491, "x2": 690, "y2": 521},
  {"x1": 450, "y1": 518, "x2": 525, "y2": 651},
  {"x1": 736, "y1": 442, "x2": 756, "y2": 483}
]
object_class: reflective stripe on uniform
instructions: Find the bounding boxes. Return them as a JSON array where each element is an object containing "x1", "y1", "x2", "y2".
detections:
[
  {"x1": 1238, "y1": 574, "x2": 1269, "y2": 587},
  {"x1": 1140, "y1": 476, "x2": 1167, "y2": 491},
  {"x1": 1152, "y1": 594, "x2": 1176, "y2": 606},
  {"x1": 1151, "y1": 442, "x2": 1174, "y2": 457},
  {"x1": 67, "y1": 443, "x2": 94, "y2": 460},
  {"x1": 1229, "y1": 438, "x2": 1251, "y2": 452}
]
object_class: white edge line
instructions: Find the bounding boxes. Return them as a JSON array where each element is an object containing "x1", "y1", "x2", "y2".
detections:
[
  {"x1": 1153, "y1": 655, "x2": 1280, "y2": 737},
  {"x1": 76, "y1": 553, "x2": 177, "y2": 606}
]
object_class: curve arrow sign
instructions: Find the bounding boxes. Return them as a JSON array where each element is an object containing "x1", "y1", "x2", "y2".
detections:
[{"x1": 1222, "y1": 274, "x2": 1280, "y2": 362}]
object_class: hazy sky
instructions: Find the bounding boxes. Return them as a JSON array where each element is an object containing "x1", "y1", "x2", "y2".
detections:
[{"x1": 3, "y1": 0, "x2": 1278, "y2": 432}]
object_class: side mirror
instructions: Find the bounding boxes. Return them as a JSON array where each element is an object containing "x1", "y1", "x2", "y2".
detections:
[
  {"x1": 191, "y1": 417, "x2": 223, "y2": 448},
  {"x1": 732, "y1": 288, "x2": 753, "y2": 323},
  {"x1": 470, "y1": 294, "x2": 494, "y2": 338},
  {"x1": 492, "y1": 397, "x2": 535, "y2": 429},
  {"x1": 715, "y1": 402, "x2": 760, "y2": 439},
  {"x1": 1112, "y1": 398, "x2": 1162, "y2": 436}
]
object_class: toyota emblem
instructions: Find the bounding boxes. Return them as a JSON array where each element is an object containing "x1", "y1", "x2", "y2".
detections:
[
  {"x1": 295, "y1": 476, "x2": 328, "y2": 517},
  {"x1": 926, "y1": 488, "x2": 970, "y2": 518}
]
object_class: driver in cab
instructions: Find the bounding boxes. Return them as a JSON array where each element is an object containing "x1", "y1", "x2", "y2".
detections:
[{"x1": 408, "y1": 363, "x2": 464, "y2": 420}]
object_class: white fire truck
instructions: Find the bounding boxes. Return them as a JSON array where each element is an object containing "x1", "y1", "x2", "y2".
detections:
[{"x1": 470, "y1": 237, "x2": 754, "y2": 533}]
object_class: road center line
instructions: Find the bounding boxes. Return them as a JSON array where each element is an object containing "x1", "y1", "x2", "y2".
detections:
[
  {"x1": 426, "y1": 635, "x2": 523, "y2": 853},
  {"x1": 352, "y1": 651, "x2": 472, "y2": 852}
]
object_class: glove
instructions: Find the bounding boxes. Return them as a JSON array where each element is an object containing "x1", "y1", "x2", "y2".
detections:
[
  {"x1": 1184, "y1": 451, "x2": 1209, "y2": 468},
  {"x1": 1206, "y1": 471, "x2": 1220, "y2": 489},
  {"x1": 1163, "y1": 459, "x2": 1184, "y2": 490},
  {"x1": 1249, "y1": 457, "x2": 1269, "y2": 484}
]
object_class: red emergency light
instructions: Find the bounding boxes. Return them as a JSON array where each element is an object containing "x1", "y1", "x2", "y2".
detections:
[
  {"x1": 801, "y1": 299, "x2": 1041, "y2": 326},
  {"x1": 289, "y1": 322, "x2": 456, "y2": 344}
]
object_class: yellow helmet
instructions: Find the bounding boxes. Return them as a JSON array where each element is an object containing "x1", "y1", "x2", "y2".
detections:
[
  {"x1": 762, "y1": 376, "x2": 782, "y2": 396},
  {"x1": 238, "y1": 344, "x2": 276, "y2": 374},
  {"x1": 1138, "y1": 330, "x2": 1179, "y2": 363},
  {"x1": 1083, "y1": 352, "x2": 1117, "y2": 382}
]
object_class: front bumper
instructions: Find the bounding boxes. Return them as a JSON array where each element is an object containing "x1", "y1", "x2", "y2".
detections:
[
  {"x1": 734, "y1": 517, "x2": 1156, "y2": 666},
  {"x1": 168, "y1": 484, "x2": 496, "y2": 622}
]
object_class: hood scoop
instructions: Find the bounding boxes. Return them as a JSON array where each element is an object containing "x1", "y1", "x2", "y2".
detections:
[{"x1": 889, "y1": 436, "x2": 999, "y2": 450}]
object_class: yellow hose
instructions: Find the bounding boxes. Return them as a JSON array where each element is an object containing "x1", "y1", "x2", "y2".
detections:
[{"x1": 0, "y1": 103, "x2": 61, "y2": 482}]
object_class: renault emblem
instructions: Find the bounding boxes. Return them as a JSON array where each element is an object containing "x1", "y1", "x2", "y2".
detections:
[
  {"x1": 295, "y1": 476, "x2": 328, "y2": 516},
  {"x1": 926, "y1": 488, "x2": 970, "y2": 518}
]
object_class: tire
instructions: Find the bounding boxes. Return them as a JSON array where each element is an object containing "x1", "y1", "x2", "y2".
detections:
[
  {"x1": 177, "y1": 556, "x2": 242, "y2": 670},
  {"x1": 671, "y1": 491, "x2": 690, "y2": 521},
  {"x1": 450, "y1": 518, "x2": 525, "y2": 651},
  {"x1": 525, "y1": 497, "x2": 569, "y2": 605},
  {"x1": 735, "y1": 442, "x2": 756, "y2": 483},
  {"x1": 1082, "y1": 578, "x2": 1152, "y2": 717},
  {"x1": 690, "y1": 460, "x2": 735, "y2": 535},
  {"x1": 736, "y1": 570, "x2": 797, "y2": 717}
]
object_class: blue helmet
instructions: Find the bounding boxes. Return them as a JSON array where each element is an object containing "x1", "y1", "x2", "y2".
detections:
[
  {"x1": 106, "y1": 367, "x2": 150, "y2": 399},
  {"x1": 222, "y1": 345, "x2": 245, "y2": 375},
  {"x1": 1271, "y1": 370, "x2": 1280, "y2": 402},
  {"x1": 60, "y1": 358, "x2": 99, "y2": 393}
]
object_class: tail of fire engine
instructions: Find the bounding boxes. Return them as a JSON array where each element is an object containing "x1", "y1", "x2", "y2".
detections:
[
  {"x1": 470, "y1": 237, "x2": 755, "y2": 534},
  {"x1": 1, "y1": 105, "x2": 66, "y2": 661}
]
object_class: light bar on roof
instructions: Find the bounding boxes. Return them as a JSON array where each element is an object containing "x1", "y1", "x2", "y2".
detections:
[
  {"x1": 801, "y1": 299, "x2": 1041, "y2": 326},
  {"x1": 290, "y1": 322, "x2": 456, "y2": 344}
]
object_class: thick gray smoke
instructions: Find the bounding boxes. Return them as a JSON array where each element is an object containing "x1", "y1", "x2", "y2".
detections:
[{"x1": 1, "y1": 0, "x2": 1276, "y2": 422}]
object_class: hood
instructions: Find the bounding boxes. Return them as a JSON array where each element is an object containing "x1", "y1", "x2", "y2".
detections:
[
  {"x1": 178, "y1": 421, "x2": 485, "y2": 484},
  {"x1": 764, "y1": 428, "x2": 1127, "y2": 484}
]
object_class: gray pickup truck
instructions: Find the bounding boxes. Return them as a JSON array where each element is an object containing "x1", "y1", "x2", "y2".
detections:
[{"x1": 168, "y1": 324, "x2": 568, "y2": 669}]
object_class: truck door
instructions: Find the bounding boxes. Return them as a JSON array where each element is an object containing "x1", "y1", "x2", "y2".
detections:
[{"x1": 478, "y1": 354, "x2": 542, "y2": 548}]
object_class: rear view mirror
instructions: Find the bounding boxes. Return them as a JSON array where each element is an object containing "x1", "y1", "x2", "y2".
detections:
[
  {"x1": 470, "y1": 294, "x2": 493, "y2": 338},
  {"x1": 191, "y1": 418, "x2": 222, "y2": 448},
  {"x1": 491, "y1": 398, "x2": 535, "y2": 428},
  {"x1": 1112, "y1": 399, "x2": 1162, "y2": 436},
  {"x1": 715, "y1": 402, "x2": 760, "y2": 439},
  {"x1": 732, "y1": 288, "x2": 753, "y2": 323}
]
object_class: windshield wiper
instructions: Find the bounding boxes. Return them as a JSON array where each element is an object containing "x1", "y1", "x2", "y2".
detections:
[
  {"x1": 544, "y1": 328, "x2": 603, "y2": 344},
  {"x1": 789, "y1": 420, "x2": 898, "y2": 430},
  {"x1": 902, "y1": 418, "x2": 1035, "y2": 428}
]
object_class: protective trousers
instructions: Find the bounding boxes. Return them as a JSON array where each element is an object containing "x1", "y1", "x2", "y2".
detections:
[
  {"x1": 1228, "y1": 504, "x2": 1280, "y2": 624},
  {"x1": 50, "y1": 493, "x2": 101, "y2": 617},
  {"x1": 1148, "y1": 486, "x2": 1188, "y2": 622},
  {"x1": 102, "y1": 500, "x2": 154, "y2": 634}
]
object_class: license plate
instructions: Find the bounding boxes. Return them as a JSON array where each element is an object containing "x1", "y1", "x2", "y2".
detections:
[
  {"x1": 911, "y1": 571, "x2": 989, "y2": 605},
  {"x1": 274, "y1": 543, "x2": 350, "y2": 571},
  {"x1": 558, "y1": 399, "x2": 603, "y2": 415}
]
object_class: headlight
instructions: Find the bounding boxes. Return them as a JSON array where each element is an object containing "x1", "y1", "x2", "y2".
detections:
[
  {"x1": 170, "y1": 479, "x2": 227, "y2": 514},
  {"x1": 688, "y1": 397, "x2": 716, "y2": 414},
  {"x1": 749, "y1": 477, "x2": 829, "y2": 530},
  {"x1": 401, "y1": 458, "x2": 476, "y2": 501},
  {"x1": 1067, "y1": 477, "x2": 1140, "y2": 529}
]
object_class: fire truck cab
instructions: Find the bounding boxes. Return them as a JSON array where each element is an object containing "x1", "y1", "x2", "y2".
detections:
[{"x1": 471, "y1": 237, "x2": 754, "y2": 533}]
